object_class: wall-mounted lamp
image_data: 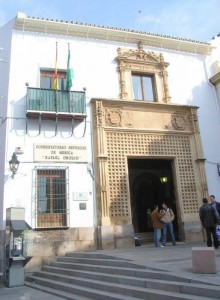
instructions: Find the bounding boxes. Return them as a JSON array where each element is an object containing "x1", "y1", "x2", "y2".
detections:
[
  {"x1": 160, "y1": 176, "x2": 168, "y2": 183},
  {"x1": 9, "y1": 153, "x2": 20, "y2": 179},
  {"x1": 217, "y1": 164, "x2": 220, "y2": 176}
]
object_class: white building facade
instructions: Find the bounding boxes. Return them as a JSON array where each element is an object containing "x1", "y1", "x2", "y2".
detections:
[{"x1": 0, "y1": 12, "x2": 220, "y2": 273}]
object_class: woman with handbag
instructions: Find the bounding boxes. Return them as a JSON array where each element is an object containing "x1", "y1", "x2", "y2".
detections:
[{"x1": 159, "y1": 201, "x2": 176, "y2": 246}]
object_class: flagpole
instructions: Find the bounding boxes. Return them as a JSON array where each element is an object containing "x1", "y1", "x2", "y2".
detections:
[
  {"x1": 66, "y1": 43, "x2": 73, "y2": 113},
  {"x1": 67, "y1": 43, "x2": 71, "y2": 113},
  {"x1": 53, "y1": 42, "x2": 59, "y2": 113}
]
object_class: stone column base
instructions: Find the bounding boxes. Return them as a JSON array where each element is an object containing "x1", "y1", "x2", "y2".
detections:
[
  {"x1": 98, "y1": 224, "x2": 134, "y2": 249},
  {"x1": 97, "y1": 225, "x2": 115, "y2": 249},
  {"x1": 115, "y1": 224, "x2": 134, "y2": 248}
]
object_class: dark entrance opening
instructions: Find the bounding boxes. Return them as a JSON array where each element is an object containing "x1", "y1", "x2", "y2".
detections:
[{"x1": 128, "y1": 158, "x2": 179, "y2": 240}]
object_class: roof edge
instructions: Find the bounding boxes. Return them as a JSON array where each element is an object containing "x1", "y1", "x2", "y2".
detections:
[{"x1": 13, "y1": 12, "x2": 214, "y2": 55}]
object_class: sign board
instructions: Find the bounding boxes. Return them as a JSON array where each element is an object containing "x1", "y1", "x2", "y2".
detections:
[
  {"x1": 73, "y1": 192, "x2": 88, "y2": 201},
  {"x1": 79, "y1": 203, "x2": 87, "y2": 210},
  {"x1": 34, "y1": 143, "x2": 88, "y2": 163}
]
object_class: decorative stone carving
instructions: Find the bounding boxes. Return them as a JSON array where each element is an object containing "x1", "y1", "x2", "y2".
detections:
[
  {"x1": 123, "y1": 111, "x2": 134, "y2": 128},
  {"x1": 95, "y1": 101, "x2": 104, "y2": 127},
  {"x1": 171, "y1": 114, "x2": 186, "y2": 130},
  {"x1": 189, "y1": 109, "x2": 199, "y2": 132},
  {"x1": 105, "y1": 108, "x2": 122, "y2": 127},
  {"x1": 161, "y1": 69, "x2": 171, "y2": 103},
  {"x1": 117, "y1": 47, "x2": 164, "y2": 64},
  {"x1": 116, "y1": 46, "x2": 171, "y2": 103}
]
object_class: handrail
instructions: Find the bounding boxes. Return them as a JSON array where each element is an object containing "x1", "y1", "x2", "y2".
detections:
[{"x1": 26, "y1": 87, "x2": 86, "y2": 115}]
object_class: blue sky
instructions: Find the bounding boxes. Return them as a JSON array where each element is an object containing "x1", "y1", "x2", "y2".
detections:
[{"x1": 0, "y1": 0, "x2": 219, "y2": 42}]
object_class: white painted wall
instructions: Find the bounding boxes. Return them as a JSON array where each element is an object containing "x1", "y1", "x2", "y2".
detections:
[
  {"x1": 157, "y1": 47, "x2": 220, "y2": 199},
  {"x1": 0, "y1": 19, "x2": 14, "y2": 230},
  {"x1": 1, "y1": 19, "x2": 220, "y2": 231},
  {"x1": 3, "y1": 31, "x2": 99, "y2": 229},
  {"x1": 203, "y1": 36, "x2": 220, "y2": 199}
]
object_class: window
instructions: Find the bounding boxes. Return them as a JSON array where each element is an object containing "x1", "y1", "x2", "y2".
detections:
[
  {"x1": 40, "y1": 70, "x2": 67, "y2": 90},
  {"x1": 116, "y1": 47, "x2": 171, "y2": 103},
  {"x1": 35, "y1": 167, "x2": 69, "y2": 228},
  {"x1": 132, "y1": 74, "x2": 155, "y2": 101}
]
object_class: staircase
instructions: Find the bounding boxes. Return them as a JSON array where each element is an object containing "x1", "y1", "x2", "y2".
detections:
[
  {"x1": 25, "y1": 252, "x2": 220, "y2": 300},
  {"x1": 134, "y1": 232, "x2": 154, "y2": 244}
]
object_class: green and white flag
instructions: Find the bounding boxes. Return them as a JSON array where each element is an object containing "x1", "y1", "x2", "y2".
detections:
[{"x1": 66, "y1": 44, "x2": 74, "y2": 90}]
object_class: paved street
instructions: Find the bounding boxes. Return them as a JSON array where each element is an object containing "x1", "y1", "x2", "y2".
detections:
[{"x1": 0, "y1": 241, "x2": 220, "y2": 299}]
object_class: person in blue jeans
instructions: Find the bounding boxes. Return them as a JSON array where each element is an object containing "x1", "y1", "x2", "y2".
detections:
[
  {"x1": 150, "y1": 205, "x2": 164, "y2": 247},
  {"x1": 199, "y1": 197, "x2": 219, "y2": 249},
  {"x1": 159, "y1": 202, "x2": 176, "y2": 246}
]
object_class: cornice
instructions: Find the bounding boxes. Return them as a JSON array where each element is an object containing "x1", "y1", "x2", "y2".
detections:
[
  {"x1": 91, "y1": 98, "x2": 199, "y2": 111},
  {"x1": 13, "y1": 13, "x2": 214, "y2": 56}
]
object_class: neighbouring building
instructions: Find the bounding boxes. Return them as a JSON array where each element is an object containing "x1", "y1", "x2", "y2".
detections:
[{"x1": 0, "y1": 12, "x2": 220, "y2": 274}]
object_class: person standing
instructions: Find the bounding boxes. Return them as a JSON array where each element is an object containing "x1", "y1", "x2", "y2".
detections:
[
  {"x1": 199, "y1": 197, "x2": 219, "y2": 249},
  {"x1": 150, "y1": 205, "x2": 164, "y2": 248},
  {"x1": 159, "y1": 202, "x2": 176, "y2": 246},
  {"x1": 209, "y1": 195, "x2": 220, "y2": 224}
]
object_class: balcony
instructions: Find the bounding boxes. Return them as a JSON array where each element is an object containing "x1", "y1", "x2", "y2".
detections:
[{"x1": 26, "y1": 87, "x2": 86, "y2": 121}]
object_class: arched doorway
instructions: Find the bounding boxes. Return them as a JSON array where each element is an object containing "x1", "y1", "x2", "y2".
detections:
[
  {"x1": 128, "y1": 158, "x2": 179, "y2": 239},
  {"x1": 132, "y1": 173, "x2": 162, "y2": 232}
]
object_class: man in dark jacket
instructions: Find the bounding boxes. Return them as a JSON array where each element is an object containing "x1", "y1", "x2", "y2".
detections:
[
  {"x1": 199, "y1": 198, "x2": 219, "y2": 249},
  {"x1": 209, "y1": 195, "x2": 220, "y2": 224}
]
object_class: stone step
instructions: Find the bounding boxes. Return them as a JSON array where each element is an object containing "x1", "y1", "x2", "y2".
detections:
[
  {"x1": 56, "y1": 256, "x2": 146, "y2": 269},
  {"x1": 134, "y1": 232, "x2": 154, "y2": 243},
  {"x1": 29, "y1": 269, "x2": 220, "y2": 299},
  {"x1": 25, "y1": 281, "x2": 90, "y2": 300},
  {"x1": 25, "y1": 251, "x2": 220, "y2": 300},
  {"x1": 25, "y1": 274, "x2": 217, "y2": 300},
  {"x1": 49, "y1": 261, "x2": 197, "y2": 283},
  {"x1": 25, "y1": 280, "x2": 137, "y2": 300},
  {"x1": 65, "y1": 252, "x2": 129, "y2": 260}
]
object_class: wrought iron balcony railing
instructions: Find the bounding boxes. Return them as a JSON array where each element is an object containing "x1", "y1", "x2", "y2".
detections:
[{"x1": 26, "y1": 87, "x2": 86, "y2": 119}]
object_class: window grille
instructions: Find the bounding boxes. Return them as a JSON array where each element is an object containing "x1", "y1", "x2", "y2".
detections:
[{"x1": 33, "y1": 166, "x2": 69, "y2": 228}]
